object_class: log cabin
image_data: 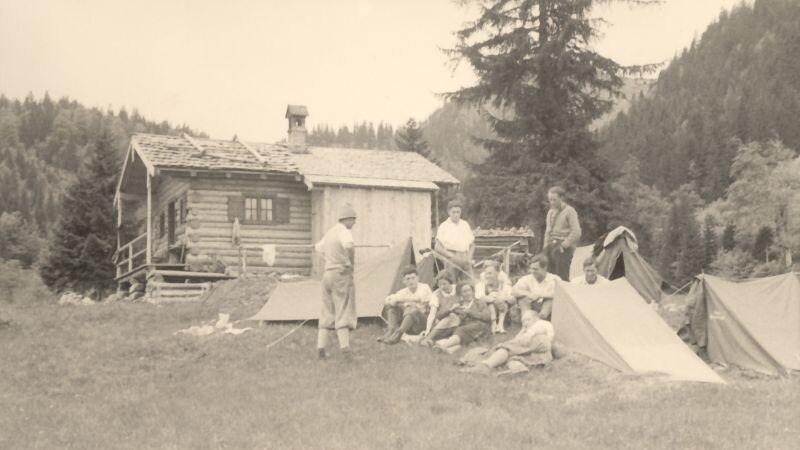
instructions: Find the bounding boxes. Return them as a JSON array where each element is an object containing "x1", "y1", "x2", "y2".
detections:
[{"x1": 113, "y1": 105, "x2": 459, "y2": 298}]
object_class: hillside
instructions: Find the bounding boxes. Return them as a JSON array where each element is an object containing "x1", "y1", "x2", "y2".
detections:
[
  {"x1": 0, "y1": 93, "x2": 204, "y2": 232},
  {"x1": 599, "y1": 0, "x2": 800, "y2": 201},
  {"x1": 422, "y1": 77, "x2": 652, "y2": 182}
]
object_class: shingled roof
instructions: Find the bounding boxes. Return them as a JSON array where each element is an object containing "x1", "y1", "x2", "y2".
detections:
[
  {"x1": 131, "y1": 133, "x2": 299, "y2": 174},
  {"x1": 127, "y1": 133, "x2": 459, "y2": 190},
  {"x1": 294, "y1": 147, "x2": 459, "y2": 189}
]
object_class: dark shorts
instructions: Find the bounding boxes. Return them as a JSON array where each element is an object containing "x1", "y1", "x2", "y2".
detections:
[{"x1": 454, "y1": 321, "x2": 491, "y2": 345}]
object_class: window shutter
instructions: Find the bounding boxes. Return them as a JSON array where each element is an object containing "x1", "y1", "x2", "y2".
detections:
[
  {"x1": 227, "y1": 196, "x2": 245, "y2": 222},
  {"x1": 274, "y1": 197, "x2": 291, "y2": 224}
]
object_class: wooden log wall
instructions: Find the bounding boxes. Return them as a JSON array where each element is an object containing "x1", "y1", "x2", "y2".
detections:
[
  {"x1": 152, "y1": 176, "x2": 190, "y2": 260},
  {"x1": 311, "y1": 185, "x2": 432, "y2": 274},
  {"x1": 184, "y1": 175, "x2": 313, "y2": 274}
]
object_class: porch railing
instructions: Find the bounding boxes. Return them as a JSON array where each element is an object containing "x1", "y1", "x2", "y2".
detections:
[{"x1": 114, "y1": 233, "x2": 147, "y2": 277}]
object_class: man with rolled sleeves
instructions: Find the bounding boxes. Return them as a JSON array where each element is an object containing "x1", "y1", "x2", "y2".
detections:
[
  {"x1": 435, "y1": 199, "x2": 475, "y2": 282},
  {"x1": 314, "y1": 204, "x2": 358, "y2": 360},
  {"x1": 543, "y1": 186, "x2": 581, "y2": 281}
]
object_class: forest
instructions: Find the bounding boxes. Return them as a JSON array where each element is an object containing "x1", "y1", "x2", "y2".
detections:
[{"x1": 1, "y1": 0, "x2": 799, "y2": 295}]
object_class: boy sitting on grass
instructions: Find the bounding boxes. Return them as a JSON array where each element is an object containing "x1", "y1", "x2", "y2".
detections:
[
  {"x1": 460, "y1": 310, "x2": 554, "y2": 375},
  {"x1": 418, "y1": 272, "x2": 461, "y2": 346},
  {"x1": 475, "y1": 261, "x2": 515, "y2": 334},
  {"x1": 379, "y1": 266, "x2": 433, "y2": 345},
  {"x1": 432, "y1": 282, "x2": 492, "y2": 354}
]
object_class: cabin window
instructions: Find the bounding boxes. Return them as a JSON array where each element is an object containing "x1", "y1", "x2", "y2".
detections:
[{"x1": 229, "y1": 195, "x2": 290, "y2": 225}]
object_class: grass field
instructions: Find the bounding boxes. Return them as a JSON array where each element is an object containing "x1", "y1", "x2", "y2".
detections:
[{"x1": 1, "y1": 279, "x2": 799, "y2": 449}]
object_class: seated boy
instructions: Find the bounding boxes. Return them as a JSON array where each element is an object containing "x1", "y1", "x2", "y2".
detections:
[
  {"x1": 433, "y1": 282, "x2": 492, "y2": 353},
  {"x1": 460, "y1": 310, "x2": 554, "y2": 375},
  {"x1": 571, "y1": 256, "x2": 609, "y2": 286},
  {"x1": 379, "y1": 266, "x2": 433, "y2": 344},
  {"x1": 419, "y1": 272, "x2": 460, "y2": 345},
  {"x1": 511, "y1": 254, "x2": 561, "y2": 320},
  {"x1": 475, "y1": 261, "x2": 515, "y2": 334}
]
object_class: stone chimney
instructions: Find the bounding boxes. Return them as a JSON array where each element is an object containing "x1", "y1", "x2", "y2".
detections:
[{"x1": 285, "y1": 104, "x2": 309, "y2": 153}]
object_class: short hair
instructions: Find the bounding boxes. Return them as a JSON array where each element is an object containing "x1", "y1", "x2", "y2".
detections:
[
  {"x1": 548, "y1": 186, "x2": 565, "y2": 198},
  {"x1": 522, "y1": 310, "x2": 539, "y2": 322},
  {"x1": 529, "y1": 254, "x2": 549, "y2": 269},
  {"x1": 435, "y1": 271, "x2": 454, "y2": 285},
  {"x1": 402, "y1": 265, "x2": 418, "y2": 277},
  {"x1": 447, "y1": 199, "x2": 463, "y2": 210},
  {"x1": 582, "y1": 256, "x2": 597, "y2": 268},
  {"x1": 482, "y1": 260, "x2": 498, "y2": 271},
  {"x1": 457, "y1": 281, "x2": 474, "y2": 294}
]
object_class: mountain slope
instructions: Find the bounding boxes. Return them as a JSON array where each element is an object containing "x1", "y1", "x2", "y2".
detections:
[
  {"x1": 0, "y1": 93, "x2": 204, "y2": 232},
  {"x1": 599, "y1": 0, "x2": 800, "y2": 200}
]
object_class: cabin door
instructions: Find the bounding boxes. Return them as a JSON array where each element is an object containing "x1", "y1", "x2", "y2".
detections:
[{"x1": 167, "y1": 201, "x2": 176, "y2": 246}]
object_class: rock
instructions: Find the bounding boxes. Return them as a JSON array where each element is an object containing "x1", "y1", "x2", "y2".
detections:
[{"x1": 103, "y1": 292, "x2": 126, "y2": 303}]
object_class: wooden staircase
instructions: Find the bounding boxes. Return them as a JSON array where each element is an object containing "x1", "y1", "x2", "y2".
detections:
[{"x1": 145, "y1": 270, "x2": 234, "y2": 303}]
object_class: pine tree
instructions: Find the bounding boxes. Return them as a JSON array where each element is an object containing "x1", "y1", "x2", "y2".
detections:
[
  {"x1": 39, "y1": 130, "x2": 118, "y2": 296},
  {"x1": 446, "y1": 0, "x2": 656, "y2": 240},
  {"x1": 721, "y1": 224, "x2": 736, "y2": 251},
  {"x1": 395, "y1": 118, "x2": 429, "y2": 157},
  {"x1": 702, "y1": 215, "x2": 719, "y2": 269}
]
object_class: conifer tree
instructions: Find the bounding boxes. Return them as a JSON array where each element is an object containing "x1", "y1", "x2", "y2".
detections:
[
  {"x1": 395, "y1": 118, "x2": 430, "y2": 157},
  {"x1": 40, "y1": 130, "x2": 118, "y2": 296},
  {"x1": 447, "y1": 0, "x2": 657, "y2": 240},
  {"x1": 702, "y1": 215, "x2": 719, "y2": 269}
]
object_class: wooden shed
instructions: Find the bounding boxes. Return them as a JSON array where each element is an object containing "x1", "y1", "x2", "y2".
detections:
[{"x1": 113, "y1": 105, "x2": 459, "y2": 297}]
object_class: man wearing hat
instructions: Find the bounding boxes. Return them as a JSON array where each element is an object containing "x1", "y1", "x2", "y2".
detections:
[
  {"x1": 434, "y1": 199, "x2": 475, "y2": 281},
  {"x1": 314, "y1": 203, "x2": 358, "y2": 360}
]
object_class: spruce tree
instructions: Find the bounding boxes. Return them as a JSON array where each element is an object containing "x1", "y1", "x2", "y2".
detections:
[
  {"x1": 721, "y1": 224, "x2": 736, "y2": 251},
  {"x1": 702, "y1": 215, "x2": 719, "y2": 270},
  {"x1": 40, "y1": 130, "x2": 118, "y2": 296},
  {"x1": 446, "y1": 0, "x2": 657, "y2": 241},
  {"x1": 395, "y1": 118, "x2": 430, "y2": 157}
]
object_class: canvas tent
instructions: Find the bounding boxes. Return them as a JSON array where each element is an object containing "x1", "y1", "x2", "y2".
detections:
[
  {"x1": 250, "y1": 238, "x2": 428, "y2": 322},
  {"x1": 552, "y1": 278, "x2": 724, "y2": 383},
  {"x1": 688, "y1": 273, "x2": 800, "y2": 376},
  {"x1": 570, "y1": 227, "x2": 664, "y2": 303}
]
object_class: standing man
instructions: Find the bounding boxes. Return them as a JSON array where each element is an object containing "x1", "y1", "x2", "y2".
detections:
[
  {"x1": 435, "y1": 199, "x2": 475, "y2": 281},
  {"x1": 571, "y1": 257, "x2": 609, "y2": 286},
  {"x1": 314, "y1": 204, "x2": 358, "y2": 360},
  {"x1": 543, "y1": 186, "x2": 581, "y2": 281}
]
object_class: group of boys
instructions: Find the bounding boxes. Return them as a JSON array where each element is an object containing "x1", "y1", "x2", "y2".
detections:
[{"x1": 314, "y1": 186, "x2": 608, "y2": 372}]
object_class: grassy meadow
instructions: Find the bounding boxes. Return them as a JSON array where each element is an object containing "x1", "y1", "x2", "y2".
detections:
[{"x1": 1, "y1": 277, "x2": 799, "y2": 449}]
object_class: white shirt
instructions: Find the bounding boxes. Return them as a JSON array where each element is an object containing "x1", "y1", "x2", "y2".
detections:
[
  {"x1": 475, "y1": 278, "x2": 514, "y2": 303},
  {"x1": 529, "y1": 319, "x2": 555, "y2": 341},
  {"x1": 315, "y1": 222, "x2": 354, "y2": 271},
  {"x1": 436, "y1": 219, "x2": 474, "y2": 253},
  {"x1": 429, "y1": 287, "x2": 458, "y2": 309},
  {"x1": 385, "y1": 283, "x2": 433, "y2": 312},
  {"x1": 513, "y1": 273, "x2": 562, "y2": 301},
  {"x1": 571, "y1": 275, "x2": 610, "y2": 286}
]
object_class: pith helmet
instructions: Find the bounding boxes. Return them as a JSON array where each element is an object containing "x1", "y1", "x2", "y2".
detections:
[{"x1": 338, "y1": 203, "x2": 357, "y2": 220}]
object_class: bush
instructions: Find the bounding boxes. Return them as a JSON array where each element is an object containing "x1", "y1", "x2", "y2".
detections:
[
  {"x1": 0, "y1": 259, "x2": 53, "y2": 303},
  {"x1": 709, "y1": 249, "x2": 758, "y2": 279}
]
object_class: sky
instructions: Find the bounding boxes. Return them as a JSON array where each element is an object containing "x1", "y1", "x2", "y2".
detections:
[{"x1": 0, "y1": 0, "x2": 746, "y2": 142}]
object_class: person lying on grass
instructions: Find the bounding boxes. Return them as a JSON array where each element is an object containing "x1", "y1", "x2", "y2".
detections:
[
  {"x1": 511, "y1": 255, "x2": 561, "y2": 320},
  {"x1": 378, "y1": 266, "x2": 433, "y2": 344},
  {"x1": 475, "y1": 261, "x2": 515, "y2": 334},
  {"x1": 460, "y1": 310, "x2": 554, "y2": 375},
  {"x1": 432, "y1": 282, "x2": 492, "y2": 354}
]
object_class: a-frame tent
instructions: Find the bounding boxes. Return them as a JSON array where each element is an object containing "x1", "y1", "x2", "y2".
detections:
[
  {"x1": 570, "y1": 227, "x2": 664, "y2": 303},
  {"x1": 250, "y1": 237, "x2": 427, "y2": 322},
  {"x1": 553, "y1": 278, "x2": 724, "y2": 383},
  {"x1": 688, "y1": 272, "x2": 800, "y2": 376}
]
